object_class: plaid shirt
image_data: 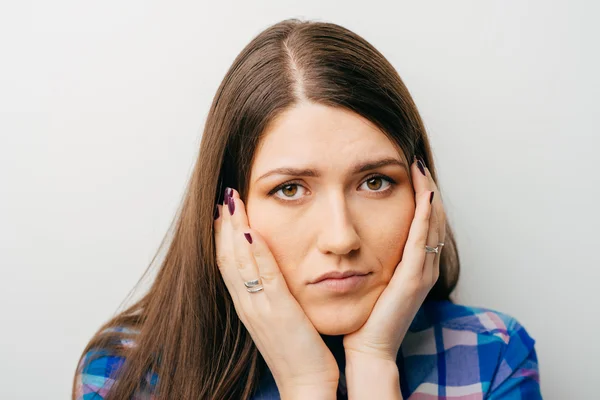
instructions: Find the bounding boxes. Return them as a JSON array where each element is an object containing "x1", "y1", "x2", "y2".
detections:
[{"x1": 75, "y1": 300, "x2": 541, "y2": 399}]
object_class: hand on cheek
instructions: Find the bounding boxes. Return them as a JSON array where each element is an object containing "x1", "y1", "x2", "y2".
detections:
[
  {"x1": 342, "y1": 155, "x2": 447, "y2": 362},
  {"x1": 213, "y1": 188, "x2": 340, "y2": 396}
]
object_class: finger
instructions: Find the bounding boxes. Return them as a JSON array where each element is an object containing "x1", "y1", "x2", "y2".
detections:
[
  {"x1": 418, "y1": 159, "x2": 446, "y2": 284},
  {"x1": 214, "y1": 188, "x2": 243, "y2": 307},
  {"x1": 393, "y1": 189, "x2": 434, "y2": 285},
  {"x1": 419, "y1": 163, "x2": 442, "y2": 254},
  {"x1": 418, "y1": 157, "x2": 447, "y2": 247},
  {"x1": 411, "y1": 155, "x2": 433, "y2": 274},
  {"x1": 424, "y1": 194, "x2": 441, "y2": 285},
  {"x1": 412, "y1": 155, "x2": 432, "y2": 196},
  {"x1": 226, "y1": 189, "x2": 267, "y2": 303},
  {"x1": 245, "y1": 227, "x2": 294, "y2": 304}
]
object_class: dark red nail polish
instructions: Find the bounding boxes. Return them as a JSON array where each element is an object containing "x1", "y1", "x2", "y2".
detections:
[
  {"x1": 430, "y1": 191, "x2": 435, "y2": 204},
  {"x1": 417, "y1": 159, "x2": 426, "y2": 176},
  {"x1": 214, "y1": 204, "x2": 219, "y2": 219},
  {"x1": 244, "y1": 232, "x2": 252, "y2": 244},
  {"x1": 224, "y1": 187, "x2": 230, "y2": 205},
  {"x1": 228, "y1": 196, "x2": 235, "y2": 215}
]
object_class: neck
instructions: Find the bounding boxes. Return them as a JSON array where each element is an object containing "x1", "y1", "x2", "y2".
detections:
[{"x1": 320, "y1": 334, "x2": 346, "y2": 370}]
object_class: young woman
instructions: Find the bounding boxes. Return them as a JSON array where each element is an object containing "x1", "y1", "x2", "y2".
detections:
[{"x1": 72, "y1": 18, "x2": 541, "y2": 399}]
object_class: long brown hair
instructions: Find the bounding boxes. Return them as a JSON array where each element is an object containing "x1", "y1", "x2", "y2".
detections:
[{"x1": 72, "y1": 18, "x2": 460, "y2": 400}]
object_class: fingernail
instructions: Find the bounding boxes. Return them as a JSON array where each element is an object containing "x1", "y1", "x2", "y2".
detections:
[
  {"x1": 224, "y1": 187, "x2": 230, "y2": 205},
  {"x1": 417, "y1": 159, "x2": 426, "y2": 176},
  {"x1": 244, "y1": 232, "x2": 253, "y2": 244},
  {"x1": 228, "y1": 196, "x2": 235, "y2": 215},
  {"x1": 430, "y1": 191, "x2": 435, "y2": 204},
  {"x1": 214, "y1": 204, "x2": 220, "y2": 219}
]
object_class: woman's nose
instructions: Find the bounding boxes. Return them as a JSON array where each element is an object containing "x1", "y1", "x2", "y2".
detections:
[{"x1": 316, "y1": 196, "x2": 360, "y2": 255}]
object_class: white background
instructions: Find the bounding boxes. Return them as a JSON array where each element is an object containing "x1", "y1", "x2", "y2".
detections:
[{"x1": 1, "y1": 1, "x2": 598, "y2": 399}]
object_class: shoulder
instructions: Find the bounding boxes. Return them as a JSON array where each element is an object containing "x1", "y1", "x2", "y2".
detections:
[
  {"x1": 73, "y1": 327, "x2": 143, "y2": 400},
  {"x1": 400, "y1": 300, "x2": 541, "y2": 399},
  {"x1": 405, "y1": 300, "x2": 536, "y2": 350},
  {"x1": 417, "y1": 300, "x2": 532, "y2": 340}
]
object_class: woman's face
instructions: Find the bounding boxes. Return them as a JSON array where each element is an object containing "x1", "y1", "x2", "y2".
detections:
[{"x1": 246, "y1": 102, "x2": 416, "y2": 336}]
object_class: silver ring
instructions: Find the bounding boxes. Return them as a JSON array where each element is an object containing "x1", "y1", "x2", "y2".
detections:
[
  {"x1": 247, "y1": 285, "x2": 264, "y2": 293},
  {"x1": 244, "y1": 279, "x2": 261, "y2": 288},
  {"x1": 425, "y1": 245, "x2": 439, "y2": 254}
]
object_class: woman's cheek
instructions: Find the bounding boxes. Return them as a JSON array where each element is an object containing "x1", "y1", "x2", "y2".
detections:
[{"x1": 381, "y1": 209, "x2": 414, "y2": 278}]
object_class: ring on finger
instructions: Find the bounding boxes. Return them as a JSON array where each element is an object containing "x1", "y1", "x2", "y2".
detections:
[
  {"x1": 244, "y1": 278, "x2": 261, "y2": 288},
  {"x1": 244, "y1": 278, "x2": 264, "y2": 293},
  {"x1": 425, "y1": 242, "x2": 445, "y2": 254},
  {"x1": 247, "y1": 285, "x2": 264, "y2": 293}
]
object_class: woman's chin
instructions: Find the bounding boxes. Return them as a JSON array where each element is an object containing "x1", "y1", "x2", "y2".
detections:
[{"x1": 305, "y1": 301, "x2": 372, "y2": 336}]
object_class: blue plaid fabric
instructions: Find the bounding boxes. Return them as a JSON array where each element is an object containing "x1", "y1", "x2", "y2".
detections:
[{"x1": 75, "y1": 300, "x2": 541, "y2": 399}]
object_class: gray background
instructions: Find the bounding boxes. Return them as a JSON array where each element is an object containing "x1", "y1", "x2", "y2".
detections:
[{"x1": 1, "y1": 1, "x2": 597, "y2": 398}]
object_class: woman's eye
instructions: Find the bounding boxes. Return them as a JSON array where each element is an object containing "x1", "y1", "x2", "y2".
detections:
[
  {"x1": 273, "y1": 183, "x2": 306, "y2": 200},
  {"x1": 359, "y1": 176, "x2": 393, "y2": 192}
]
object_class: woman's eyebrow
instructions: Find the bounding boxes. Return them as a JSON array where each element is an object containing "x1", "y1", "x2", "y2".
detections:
[{"x1": 255, "y1": 157, "x2": 406, "y2": 182}]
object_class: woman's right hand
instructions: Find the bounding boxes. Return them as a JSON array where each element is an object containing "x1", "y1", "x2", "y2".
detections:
[{"x1": 213, "y1": 187, "x2": 340, "y2": 399}]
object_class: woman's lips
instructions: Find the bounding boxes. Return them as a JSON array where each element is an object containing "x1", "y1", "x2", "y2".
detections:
[{"x1": 309, "y1": 273, "x2": 371, "y2": 293}]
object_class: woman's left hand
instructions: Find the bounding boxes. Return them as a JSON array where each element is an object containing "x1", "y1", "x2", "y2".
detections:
[{"x1": 343, "y1": 155, "x2": 447, "y2": 362}]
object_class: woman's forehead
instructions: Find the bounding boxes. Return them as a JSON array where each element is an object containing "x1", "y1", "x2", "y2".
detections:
[{"x1": 254, "y1": 104, "x2": 402, "y2": 164}]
